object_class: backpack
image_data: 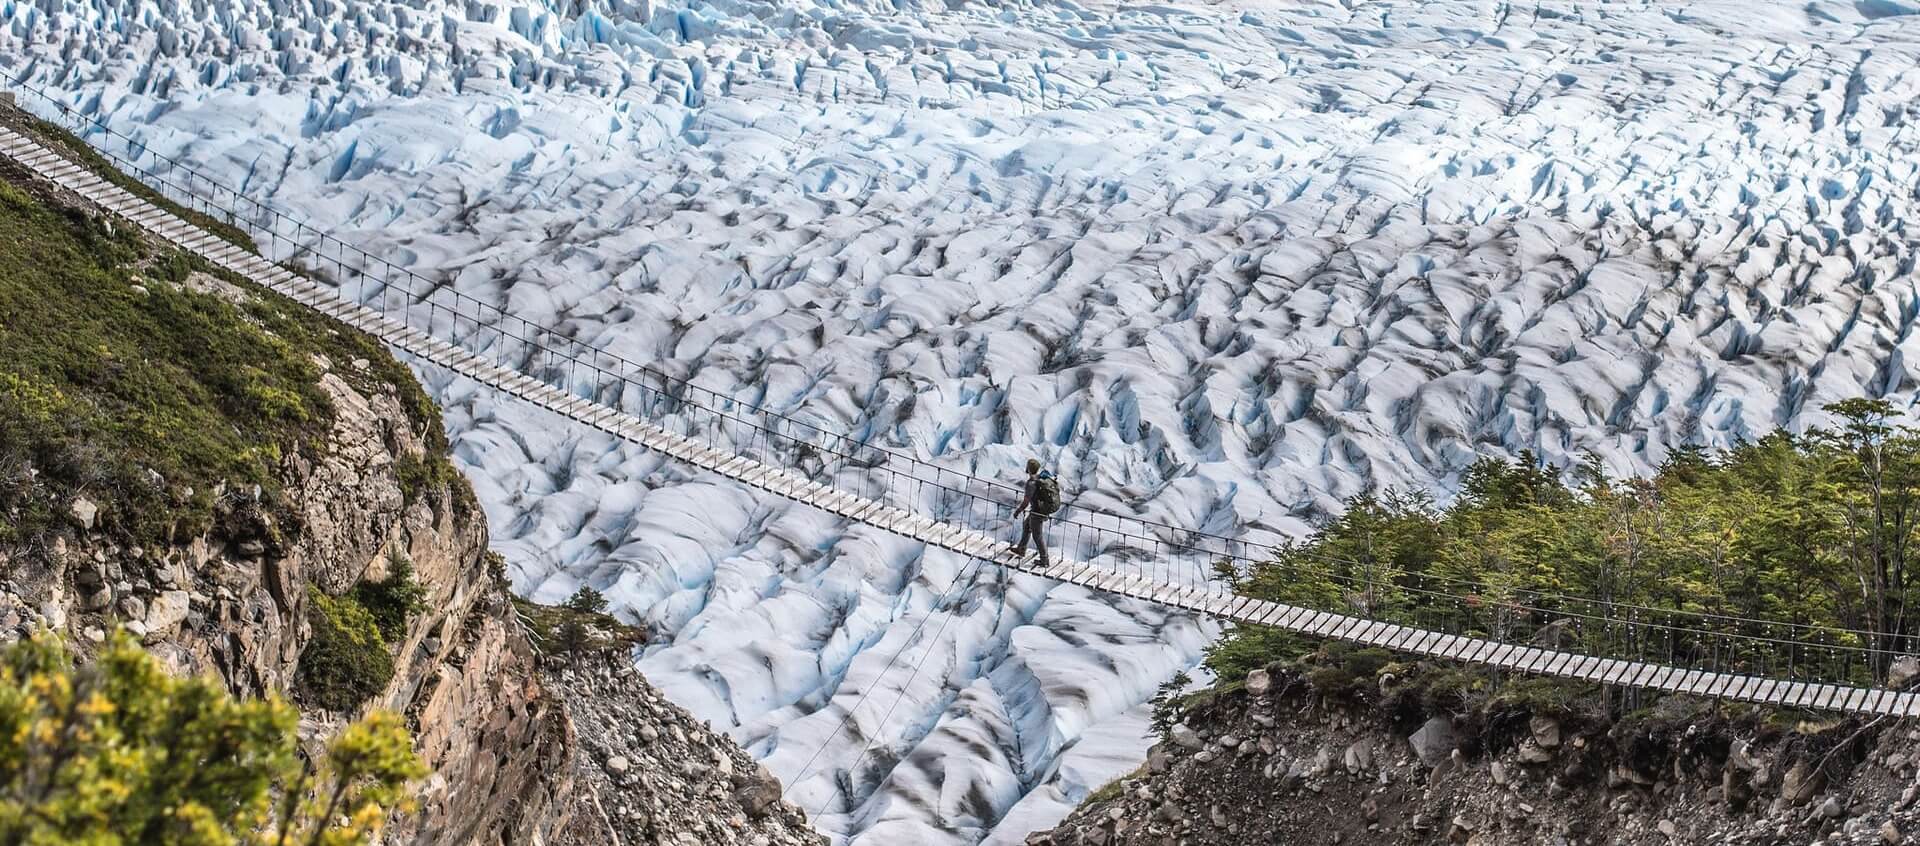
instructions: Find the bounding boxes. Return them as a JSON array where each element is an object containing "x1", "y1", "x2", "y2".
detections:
[{"x1": 1033, "y1": 472, "x2": 1061, "y2": 515}]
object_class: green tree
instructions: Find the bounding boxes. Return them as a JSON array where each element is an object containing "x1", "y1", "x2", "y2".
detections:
[
  {"x1": 556, "y1": 617, "x2": 593, "y2": 655},
  {"x1": 1147, "y1": 670, "x2": 1192, "y2": 741},
  {"x1": 0, "y1": 631, "x2": 424, "y2": 844},
  {"x1": 563, "y1": 587, "x2": 608, "y2": 615},
  {"x1": 350, "y1": 555, "x2": 427, "y2": 642},
  {"x1": 1810, "y1": 399, "x2": 1920, "y2": 668},
  {"x1": 1211, "y1": 409, "x2": 1920, "y2": 686}
]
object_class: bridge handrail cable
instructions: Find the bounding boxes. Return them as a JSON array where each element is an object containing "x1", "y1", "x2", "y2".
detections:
[{"x1": 5, "y1": 73, "x2": 1908, "y2": 674}]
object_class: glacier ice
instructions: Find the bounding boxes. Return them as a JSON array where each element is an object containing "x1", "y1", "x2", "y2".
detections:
[{"x1": 6, "y1": 0, "x2": 1920, "y2": 842}]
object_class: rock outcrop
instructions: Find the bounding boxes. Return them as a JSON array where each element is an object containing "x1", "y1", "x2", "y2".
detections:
[
  {"x1": 0, "y1": 309, "x2": 576, "y2": 842},
  {"x1": 1034, "y1": 663, "x2": 1920, "y2": 846},
  {"x1": 0, "y1": 120, "x2": 824, "y2": 845}
]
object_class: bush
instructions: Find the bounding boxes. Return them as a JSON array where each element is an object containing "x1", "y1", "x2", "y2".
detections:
[
  {"x1": 0, "y1": 630, "x2": 422, "y2": 843},
  {"x1": 352, "y1": 554, "x2": 428, "y2": 641},
  {"x1": 297, "y1": 588, "x2": 396, "y2": 711},
  {"x1": 1202, "y1": 624, "x2": 1295, "y2": 683}
]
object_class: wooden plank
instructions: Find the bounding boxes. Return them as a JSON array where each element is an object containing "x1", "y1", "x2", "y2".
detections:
[{"x1": 1771, "y1": 682, "x2": 1807, "y2": 707}]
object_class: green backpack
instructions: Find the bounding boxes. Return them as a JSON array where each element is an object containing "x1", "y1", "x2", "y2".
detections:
[{"x1": 1033, "y1": 472, "x2": 1061, "y2": 515}]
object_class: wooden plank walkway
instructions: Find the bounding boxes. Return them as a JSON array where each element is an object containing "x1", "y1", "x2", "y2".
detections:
[{"x1": 4, "y1": 124, "x2": 1910, "y2": 717}]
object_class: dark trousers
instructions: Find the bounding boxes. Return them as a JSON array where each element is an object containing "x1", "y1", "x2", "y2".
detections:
[{"x1": 1015, "y1": 511, "x2": 1050, "y2": 564}]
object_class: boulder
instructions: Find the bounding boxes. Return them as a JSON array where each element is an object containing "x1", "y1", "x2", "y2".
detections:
[
  {"x1": 1450, "y1": 814, "x2": 1478, "y2": 839},
  {"x1": 1781, "y1": 761, "x2": 1823, "y2": 807},
  {"x1": 1170, "y1": 724, "x2": 1204, "y2": 750},
  {"x1": 1890, "y1": 655, "x2": 1920, "y2": 690},
  {"x1": 1409, "y1": 717, "x2": 1458, "y2": 767},
  {"x1": 70, "y1": 497, "x2": 98, "y2": 530},
  {"x1": 144, "y1": 590, "x2": 192, "y2": 637},
  {"x1": 1529, "y1": 716, "x2": 1562, "y2": 749},
  {"x1": 1147, "y1": 747, "x2": 1172, "y2": 774},
  {"x1": 1245, "y1": 668, "x2": 1272, "y2": 696},
  {"x1": 1610, "y1": 765, "x2": 1654, "y2": 788},
  {"x1": 1517, "y1": 740, "x2": 1553, "y2": 764},
  {"x1": 734, "y1": 763, "x2": 783, "y2": 819},
  {"x1": 1343, "y1": 740, "x2": 1373, "y2": 774}
]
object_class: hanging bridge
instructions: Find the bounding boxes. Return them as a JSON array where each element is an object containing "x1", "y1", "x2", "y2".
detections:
[{"x1": 4, "y1": 84, "x2": 1916, "y2": 718}]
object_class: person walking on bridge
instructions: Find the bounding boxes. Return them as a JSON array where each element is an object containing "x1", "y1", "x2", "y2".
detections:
[{"x1": 1010, "y1": 459, "x2": 1060, "y2": 566}]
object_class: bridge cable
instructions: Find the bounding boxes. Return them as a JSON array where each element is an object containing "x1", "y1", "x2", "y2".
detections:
[
  {"x1": 781, "y1": 489, "x2": 992, "y2": 808},
  {"x1": 812, "y1": 550, "x2": 989, "y2": 823}
]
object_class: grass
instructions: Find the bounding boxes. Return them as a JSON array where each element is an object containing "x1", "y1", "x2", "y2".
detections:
[
  {"x1": 0, "y1": 122, "x2": 466, "y2": 551},
  {"x1": 1085, "y1": 763, "x2": 1147, "y2": 805},
  {"x1": 4, "y1": 108, "x2": 256, "y2": 251}
]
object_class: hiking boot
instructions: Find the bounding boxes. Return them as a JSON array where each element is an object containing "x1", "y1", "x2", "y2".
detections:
[{"x1": 1007, "y1": 546, "x2": 1026, "y2": 559}]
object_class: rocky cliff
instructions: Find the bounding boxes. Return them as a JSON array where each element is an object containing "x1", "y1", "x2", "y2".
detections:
[
  {"x1": 0, "y1": 108, "x2": 824, "y2": 846},
  {"x1": 1032, "y1": 659, "x2": 1920, "y2": 846}
]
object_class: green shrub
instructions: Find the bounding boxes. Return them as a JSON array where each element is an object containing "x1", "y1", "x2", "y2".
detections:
[
  {"x1": 297, "y1": 588, "x2": 395, "y2": 711},
  {"x1": 0, "y1": 630, "x2": 422, "y2": 844},
  {"x1": 1201, "y1": 623, "x2": 1306, "y2": 683},
  {"x1": 1147, "y1": 670, "x2": 1193, "y2": 741},
  {"x1": 351, "y1": 555, "x2": 428, "y2": 642}
]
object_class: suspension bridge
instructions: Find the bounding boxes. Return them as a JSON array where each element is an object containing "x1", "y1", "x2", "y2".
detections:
[{"x1": 4, "y1": 83, "x2": 1917, "y2": 718}]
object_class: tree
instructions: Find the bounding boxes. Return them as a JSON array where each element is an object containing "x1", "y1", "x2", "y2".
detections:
[
  {"x1": 1811, "y1": 398, "x2": 1920, "y2": 671},
  {"x1": 557, "y1": 587, "x2": 611, "y2": 655},
  {"x1": 350, "y1": 553, "x2": 428, "y2": 641},
  {"x1": 0, "y1": 631, "x2": 425, "y2": 844},
  {"x1": 563, "y1": 586, "x2": 609, "y2": 615},
  {"x1": 1147, "y1": 670, "x2": 1192, "y2": 741},
  {"x1": 1215, "y1": 405, "x2": 1920, "y2": 686}
]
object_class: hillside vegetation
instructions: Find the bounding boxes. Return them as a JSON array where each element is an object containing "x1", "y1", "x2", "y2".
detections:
[
  {"x1": 0, "y1": 154, "x2": 456, "y2": 553},
  {"x1": 1211, "y1": 400, "x2": 1920, "y2": 690}
]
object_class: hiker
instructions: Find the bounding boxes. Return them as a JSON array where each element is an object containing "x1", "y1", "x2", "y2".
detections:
[{"x1": 1010, "y1": 459, "x2": 1059, "y2": 565}]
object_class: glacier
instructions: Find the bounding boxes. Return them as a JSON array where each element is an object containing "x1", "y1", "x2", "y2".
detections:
[{"x1": 5, "y1": 0, "x2": 1920, "y2": 842}]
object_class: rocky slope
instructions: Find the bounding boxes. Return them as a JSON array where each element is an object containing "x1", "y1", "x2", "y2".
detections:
[
  {"x1": 0, "y1": 108, "x2": 823, "y2": 845},
  {"x1": 1032, "y1": 662, "x2": 1920, "y2": 846},
  {"x1": 546, "y1": 652, "x2": 821, "y2": 846}
]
